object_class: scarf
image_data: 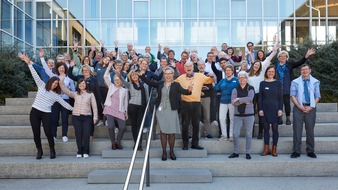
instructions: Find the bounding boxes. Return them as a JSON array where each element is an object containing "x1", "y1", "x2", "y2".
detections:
[
  {"x1": 132, "y1": 81, "x2": 146, "y2": 108},
  {"x1": 277, "y1": 62, "x2": 286, "y2": 85},
  {"x1": 236, "y1": 83, "x2": 254, "y2": 115}
]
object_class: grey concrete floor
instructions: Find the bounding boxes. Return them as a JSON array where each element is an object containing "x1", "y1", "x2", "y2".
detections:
[{"x1": 1, "y1": 177, "x2": 338, "y2": 190}]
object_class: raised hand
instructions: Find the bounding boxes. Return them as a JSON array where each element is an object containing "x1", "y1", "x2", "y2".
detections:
[
  {"x1": 100, "y1": 40, "x2": 105, "y2": 47},
  {"x1": 114, "y1": 40, "x2": 119, "y2": 47},
  {"x1": 238, "y1": 50, "x2": 243, "y2": 57},
  {"x1": 305, "y1": 48, "x2": 316, "y2": 59},
  {"x1": 18, "y1": 53, "x2": 31, "y2": 65},
  {"x1": 73, "y1": 41, "x2": 79, "y2": 50},
  {"x1": 39, "y1": 49, "x2": 45, "y2": 58},
  {"x1": 70, "y1": 59, "x2": 76, "y2": 67},
  {"x1": 158, "y1": 43, "x2": 162, "y2": 51},
  {"x1": 59, "y1": 73, "x2": 66, "y2": 81},
  {"x1": 259, "y1": 110, "x2": 264, "y2": 116},
  {"x1": 273, "y1": 43, "x2": 281, "y2": 52},
  {"x1": 91, "y1": 46, "x2": 96, "y2": 51},
  {"x1": 114, "y1": 69, "x2": 121, "y2": 77}
]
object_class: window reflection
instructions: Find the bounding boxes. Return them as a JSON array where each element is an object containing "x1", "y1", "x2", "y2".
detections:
[
  {"x1": 246, "y1": 20, "x2": 262, "y2": 46},
  {"x1": 215, "y1": 0, "x2": 229, "y2": 17},
  {"x1": 85, "y1": 0, "x2": 99, "y2": 18},
  {"x1": 215, "y1": 20, "x2": 230, "y2": 44},
  {"x1": 164, "y1": 20, "x2": 183, "y2": 45},
  {"x1": 102, "y1": 20, "x2": 117, "y2": 46},
  {"x1": 199, "y1": 0, "x2": 213, "y2": 18},
  {"x1": 134, "y1": 2, "x2": 148, "y2": 18},
  {"x1": 231, "y1": 20, "x2": 246, "y2": 45},
  {"x1": 37, "y1": 21, "x2": 51, "y2": 46},
  {"x1": 69, "y1": 0, "x2": 83, "y2": 19},
  {"x1": 53, "y1": 20, "x2": 67, "y2": 46},
  {"x1": 312, "y1": 20, "x2": 326, "y2": 44},
  {"x1": 296, "y1": 20, "x2": 309, "y2": 43},
  {"x1": 183, "y1": 0, "x2": 197, "y2": 18},
  {"x1": 280, "y1": 0, "x2": 294, "y2": 18},
  {"x1": 183, "y1": 20, "x2": 197, "y2": 45},
  {"x1": 295, "y1": 0, "x2": 310, "y2": 17},
  {"x1": 263, "y1": 0, "x2": 278, "y2": 17},
  {"x1": 150, "y1": 0, "x2": 164, "y2": 18},
  {"x1": 85, "y1": 21, "x2": 100, "y2": 44},
  {"x1": 191, "y1": 20, "x2": 215, "y2": 45},
  {"x1": 117, "y1": 0, "x2": 132, "y2": 18},
  {"x1": 102, "y1": 0, "x2": 116, "y2": 18},
  {"x1": 37, "y1": 2, "x2": 51, "y2": 19},
  {"x1": 117, "y1": 20, "x2": 134, "y2": 43},
  {"x1": 263, "y1": 20, "x2": 279, "y2": 45},
  {"x1": 25, "y1": 0, "x2": 33, "y2": 16},
  {"x1": 25, "y1": 16, "x2": 33, "y2": 44},
  {"x1": 134, "y1": 20, "x2": 149, "y2": 46},
  {"x1": 14, "y1": 7, "x2": 24, "y2": 40},
  {"x1": 247, "y1": 0, "x2": 262, "y2": 17},
  {"x1": 231, "y1": 0, "x2": 245, "y2": 18},
  {"x1": 167, "y1": 0, "x2": 181, "y2": 18}
]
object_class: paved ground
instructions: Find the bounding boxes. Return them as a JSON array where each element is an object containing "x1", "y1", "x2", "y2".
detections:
[{"x1": 1, "y1": 177, "x2": 338, "y2": 190}]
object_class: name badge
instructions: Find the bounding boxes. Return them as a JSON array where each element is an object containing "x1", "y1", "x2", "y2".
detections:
[
  {"x1": 265, "y1": 87, "x2": 269, "y2": 90},
  {"x1": 233, "y1": 81, "x2": 236, "y2": 82}
]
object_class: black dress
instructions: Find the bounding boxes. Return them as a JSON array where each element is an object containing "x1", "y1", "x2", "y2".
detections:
[{"x1": 258, "y1": 80, "x2": 283, "y2": 123}]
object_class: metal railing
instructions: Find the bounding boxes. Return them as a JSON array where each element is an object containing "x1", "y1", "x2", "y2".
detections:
[{"x1": 123, "y1": 88, "x2": 155, "y2": 190}]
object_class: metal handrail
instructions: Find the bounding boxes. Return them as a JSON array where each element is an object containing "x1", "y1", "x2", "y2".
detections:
[
  {"x1": 123, "y1": 88, "x2": 153, "y2": 190},
  {"x1": 139, "y1": 105, "x2": 156, "y2": 189}
]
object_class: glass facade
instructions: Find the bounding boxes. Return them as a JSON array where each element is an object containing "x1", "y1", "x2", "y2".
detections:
[{"x1": 1, "y1": 0, "x2": 338, "y2": 57}]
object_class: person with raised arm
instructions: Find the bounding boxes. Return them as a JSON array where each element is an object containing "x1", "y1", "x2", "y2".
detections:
[
  {"x1": 139, "y1": 66, "x2": 192, "y2": 160},
  {"x1": 103, "y1": 62, "x2": 129, "y2": 150},
  {"x1": 59, "y1": 73, "x2": 98, "y2": 158},
  {"x1": 18, "y1": 53, "x2": 73, "y2": 160}
]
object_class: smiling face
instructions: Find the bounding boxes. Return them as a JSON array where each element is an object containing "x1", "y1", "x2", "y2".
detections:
[
  {"x1": 220, "y1": 60, "x2": 227, "y2": 70},
  {"x1": 253, "y1": 61, "x2": 261, "y2": 72},
  {"x1": 82, "y1": 66, "x2": 91, "y2": 78},
  {"x1": 301, "y1": 65, "x2": 311, "y2": 79},
  {"x1": 197, "y1": 61, "x2": 205, "y2": 72},
  {"x1": 130, "y1": 72, "x2": 139, "y2": 83},
  {"x1": 225, "y1": 67, "x2": 233, "y2": 78},
  {"x1": 257, "y1": 51, "x2": 264, "y2": 60},
  {"x1": 164, "y1": 69, "x2": 174, "y2": 82},
  {"x1": 278, "y1": 53, "x2": 288, "y2": 64},
  {"x1": 113, "y1": 76, "x2": 122, "y2": 87},
  {"x1": 238, "y1": 74, "x2": 248, "y2": 86},
  {"x1": 160, "y1": 58, "x2": 168, "y2": 68},
  {"x1": 51, "y1": 80, "x2": 59, "y2": 90},
  {"x1": 266, "y1": 67, "x2": 276, "y2": 80},
  {"x1": 57, "y1": 65, "x2": 65, "y2": 75},
  {"x1": 83, "y1": 57, "x2": 90, "y2": 65},
  {"x1": 140, "y1": 60, "x2": 149, "y2": 71},
  {"x1": 78, "y1": 80, "x2": 86, "y2": 91},
  {"x1": 47, "y1": 60, "x2": 54, "y2": 69},
  {"x1": 184, "y1": 62, "x2": 193, "y2": 75}
]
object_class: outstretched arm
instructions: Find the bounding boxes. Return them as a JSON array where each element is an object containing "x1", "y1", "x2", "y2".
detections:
[{"x1": 18, "y1": 53, "x2": 44, "y2": 88}]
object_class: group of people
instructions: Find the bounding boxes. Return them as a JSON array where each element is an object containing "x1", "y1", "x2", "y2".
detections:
[{"x1": 18, "y1": 38, "x2": 320, "y2": 161}]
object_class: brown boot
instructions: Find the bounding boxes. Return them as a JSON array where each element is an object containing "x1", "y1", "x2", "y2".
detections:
[
  {"x1": 261, "y1": 145, "x2": 270, "y2": 156},
  {"x1": 272, "y1": 145, "x2": 278, "y2": 157}
]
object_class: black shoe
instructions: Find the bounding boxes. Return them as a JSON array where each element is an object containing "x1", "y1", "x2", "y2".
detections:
[
  {"x1": 246, "y1": 154, "x2": 252, "y2": 160},
  {"x1": 191, "y1": 145, "x2": 204, "y2": 150},
  {"x1": 170, "y1": 151, "x2": 176, "y2": 160},
  {"x1": 205, "y1": 134, "x2": 213, "y2": 139},
  {"x1": 36, "y1": 148, "x2": 43, "y2": 160},
  {"x1": 50, "y1": 149, "x2": 56, "y2": 159},
  {"x1": 278, "y1": 119, "x2": 283, "y2": 125},
  {"x1": 161, "y1": 152, "x2": 167, "y2": 161},
  {"x1": 290, "y1": 152, "x2": 300, "y2": 158},
  {"x1": 286, "y1": 120, "x2": 291, "y2": 125},
  {"x1": 182, "y1": 146, "x2": 188, "y2": 150},
  {"x1": 257, "y1": 133, "x2": 262, "y2": 139},
  {"x1": 307, "y1": 152, "x2": 317, "y2": 158},
  {"x1": 228, "y1": 153, "x2": 239, "y2": 158},
  {"x1": 137, "y1": 146, "x2": 143, "y2": 151}
]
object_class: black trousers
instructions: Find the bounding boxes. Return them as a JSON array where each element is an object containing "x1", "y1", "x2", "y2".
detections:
[
  {"x1": 181, "y1": 101, "x2": 201, "y2": 146},
  {"x1": 283, "y1": 94, "x2": 291, "y2": 117},
  {"x1": 29, "y1": 108, "x2": 54, "y2": 149},
  {"x1": 72, "y1": 115, "x2": 92, "y2": 154},
  {"x1": 128, "y1": 104, "x2": 144, "y2": 147}
]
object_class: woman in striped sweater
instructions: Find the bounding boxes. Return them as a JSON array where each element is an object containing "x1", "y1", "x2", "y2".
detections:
[{"x1": 18, "y1": 53, "x2": 73, "y2": 160}]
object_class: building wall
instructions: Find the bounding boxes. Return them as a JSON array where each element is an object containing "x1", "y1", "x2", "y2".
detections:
[{"x1": 1, "y1": 0, "x2": 338, "y2": 58}]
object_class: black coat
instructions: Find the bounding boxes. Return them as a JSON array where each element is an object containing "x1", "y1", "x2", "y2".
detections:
[{"x1": 140, "y1": 74, "x2": 191, "y2": 110}]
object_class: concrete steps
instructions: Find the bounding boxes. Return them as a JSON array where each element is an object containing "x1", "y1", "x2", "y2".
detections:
[
  {"x1": 1, "y1": 154, "x2": 338, "y2": 179},
  {"x1": 1, "y1": 137, "x2": 338, "y2": 157},
  {"x1": 1, "y1": 123, "x2": 338, "y2": 139},
  {"x1": 87, "y1": 169, "x2": 213, "y2": 184},
  {"x1": 2, "y1": 111, "x2": 338, "y2": 125}
]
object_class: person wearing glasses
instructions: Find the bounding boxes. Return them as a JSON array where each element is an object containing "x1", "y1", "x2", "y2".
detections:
[{"x1": 140, "y1": 67, "x2": 192, "y2": 161}]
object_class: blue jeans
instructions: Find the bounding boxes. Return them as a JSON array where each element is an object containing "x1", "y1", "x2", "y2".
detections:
[
  {"x1": 51, "y1": 99, "x2": 70, "y2": 137},
  {"x1": 72, "y1": 115, "x2": 92, "y2": 155}
]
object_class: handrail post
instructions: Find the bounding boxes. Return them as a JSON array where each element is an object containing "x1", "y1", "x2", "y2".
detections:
[{"x1": 123, "y1": 88, "x2": 153, "y2": 190}]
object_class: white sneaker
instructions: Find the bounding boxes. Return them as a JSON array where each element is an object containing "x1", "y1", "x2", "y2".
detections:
[
  {"x1": 218, "y1": 135, "x2": 227, "y2": 141},
  {"x1": 83, "y1": 154, "x2": 89, "y2": 158},
  {"x1": 211, "y1": 120, "x2": 218, "y2": 127},
  {"x1": 62, "y1": 136, "x2": 68, "y2": 142},
  {"x1": 76, "y1": 154, "x2": 82, "y2": 158},
  {"x1": 53, "y1": 137, "x2": 57, "y2": 142},
  {"x1": 95, "y1": 120, "x2": 104, "y2": 127},
  {"x1": 199, "y1": 121, "x2": 204, "y2": 128},
  {"x1": 143, "y1": 128, "x2": 149, "y2": 133}
]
